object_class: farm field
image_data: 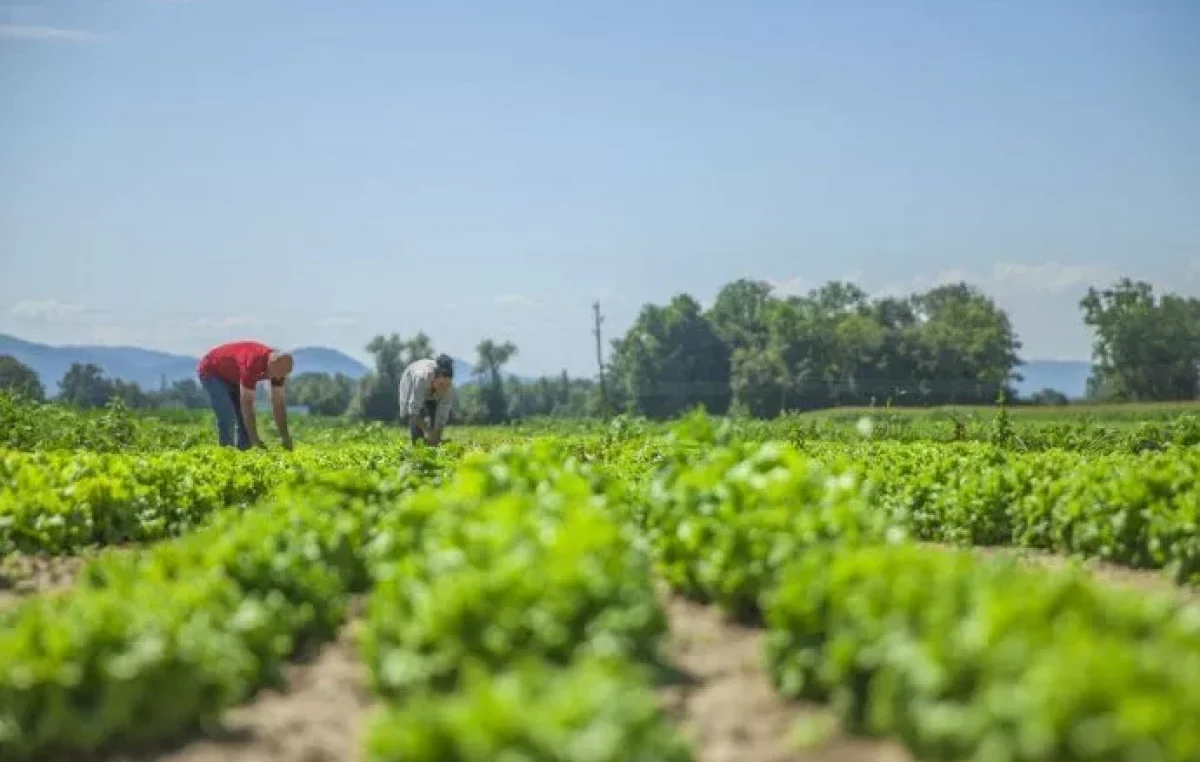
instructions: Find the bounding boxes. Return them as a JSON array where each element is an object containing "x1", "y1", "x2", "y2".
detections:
[{"x1": 2, "y1": 391, "x2": 1200, "y2": 761}]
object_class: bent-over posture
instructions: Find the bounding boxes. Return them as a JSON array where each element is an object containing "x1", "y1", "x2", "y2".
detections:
[
  {"x1": 196, "y1": 340, "x2": 294, "y2": 450},
  {"x1": 397, "y1": 354, "x2": 455, "y2": 445}
]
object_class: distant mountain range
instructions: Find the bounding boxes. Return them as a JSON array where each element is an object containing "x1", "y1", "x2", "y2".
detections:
[
  {"x1": 2, "y1": 332, "x2": 1089, "y2": 399},
  {"x1": 0, "y1": 333, "x2": 380, "y2": 392}
]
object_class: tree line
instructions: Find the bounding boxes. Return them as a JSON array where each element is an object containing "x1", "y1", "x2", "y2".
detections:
[
  {"x1": 2, "y1": 276, "x2": 1197, "y2": 421},
  {"x1": 0, "y1": 333, "x2": 600, "y2": 424},
  {"x1": 603, "y1": 275, "x2": 1199, "y2": 417}
]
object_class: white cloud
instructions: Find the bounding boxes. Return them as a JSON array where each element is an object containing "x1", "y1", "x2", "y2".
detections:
[
  {"x1": 988, "y1": 262, "x2": 1122, "y2": 295},
  {"x1": 0, "y1": 24, "x2": 101, "y2": 42},
  {"x1": 878, "y1": 261, "x2": 1124, "y2": 301},
  {"x1": 767, "y1": 276, "x2": 807, "y2": 297},
  {"x1": 9, "y1": 300, "x2": 85, "y2": 321},
  {"x1": 496, "y1": 293, "x2": 541, "y2": 308}
]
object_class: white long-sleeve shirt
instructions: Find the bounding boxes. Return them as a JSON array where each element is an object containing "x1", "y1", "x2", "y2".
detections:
[{"x1": 397, "y1": 358, "x2": 454, "y2": 429}]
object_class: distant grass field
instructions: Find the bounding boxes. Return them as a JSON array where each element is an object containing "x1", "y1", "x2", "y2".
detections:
[{"x1": 800, "y1": 399, "x2": 1200, "y2": 423}]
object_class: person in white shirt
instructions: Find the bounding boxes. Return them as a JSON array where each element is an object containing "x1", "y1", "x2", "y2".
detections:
[{"x1": 397, "y1": 354, "x2": 455, "y2": 445}]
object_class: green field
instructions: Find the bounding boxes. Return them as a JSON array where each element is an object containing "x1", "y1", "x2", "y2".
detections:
[{"x1": 2, "y1": 390, "x2": 1199, "y2": 761}]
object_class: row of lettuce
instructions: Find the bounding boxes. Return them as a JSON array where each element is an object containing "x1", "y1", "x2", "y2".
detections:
[
  {"x1": 4, "y1": 430, "x2": 1200, "y2": 760},
  {"x1": 0, "y1": 444, "x2": 458, "y2": 554},
  {"x1": 358, "y1": 443, "x2": 691, "y2": 760},
  {"x1": 639, "y1": 427, "x2": 1200, "y2": 761},
  {"x1": 7, "y1": 389, "x2": 1200, "y2": 455},
  {"x1": 844, "y1": 441, "x2": 1200, "y2": 583},
  {"x1": 5, "y1": 432, "x2": 1199, "y2": 584},
  {"x1": 0, "y1": 444, "x2": 691, "y2": 761}
]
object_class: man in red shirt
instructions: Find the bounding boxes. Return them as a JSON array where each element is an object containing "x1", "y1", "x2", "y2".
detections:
[{"x1": 196, "y1": 341, "x2": 295, "y2": 450}]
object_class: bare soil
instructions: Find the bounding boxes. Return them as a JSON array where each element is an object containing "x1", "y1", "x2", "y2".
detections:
[
  {"x1": 657, "y1": 593, "x2": 911, "y2": 762},
  {"x1": 0, "y1": 552, "x2": 86, "y2": 609},
  {"x1": 965, "y1": 544, "x2": 1200, "y2": 602},
  {"x1": 110, "y1": 619, "x2": 372, "y2": 762}
]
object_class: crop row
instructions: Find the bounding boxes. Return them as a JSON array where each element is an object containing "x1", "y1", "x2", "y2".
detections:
[
  {"x1": 9, "y1": 432, "x2": 1199, "y2": 588},
  {"x1": 0, "y1": 468, "x2": 404, "y2": 760},
  {"x1": 624, "y1": 418, "x2": 1200, "y2": 583},
  {"x1": 0, "y1": 444, "x2": 690, "y2": 761},
  {"x1": 638, "y1": 431, "x2": 1200, "y2": 761},
  {"x1": 358, "y1": 444, "x2": 690, "y2": 760},
  {"x1": 0, "y1": 444, "x2": 456, "y2": 554},
  {"x1": 842, "y1": 442, "x2": 1200, "y2": 583}
]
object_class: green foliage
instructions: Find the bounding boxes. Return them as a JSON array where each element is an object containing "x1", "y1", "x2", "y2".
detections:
[
  {"x1": 609, "y1": 278, "x2": 1029, "y2": 418},
  {"x1": 56, "y1": 362, "x2": 114, "y2": 409},
  {"x1": 640, "y1": 436, "x2": 894, "y2": 618},
  {"x1": 1082, "y1": 278, "x2": 1200, "y2": 402},
  {"x1": 0, "y1": 444, "x2": 450, "y2": 554},
  {"x1": 849, "y1": 443, "x2": 1200, "y2": 582},
  {"x1": 351, "y1": 332, "x2": 438, "y2": 423},
  {"x1": 364, "y1": 658, "x2": 693, "y2": 762},
  {"x1": 4, "y1": 404, "x2": 1200, "y2": 762},
  {"x1": 360, "y1": 445, "x2": 663, "y2": 697},
  {"x1": 473, "y1": 338, "x2": 518, "y2": 424},
  {"x1": 0, "y1": 476, "x2": 414, "y2": 760},
  {"x1": 0, "y1": 391, "x2": 203, "y2": 451},
  {"x1": 0, "y1": 356, "x2": 44, "y2": 402},
  {"x1": 609, "y1": 294, "x2": 731, "y2": 418},
  {"x1": 1028, "y1": 387, "x2": 1069, "y2": 406},
  {"x1": 288, "y1": 371, "x2": 355, "y2": 416},
  {"x1": 763, "y1": 545, "x2": 1200, "y2": 761},
  {"x1": 358, "y1": 440, "x2": 684, "y2": 760}
]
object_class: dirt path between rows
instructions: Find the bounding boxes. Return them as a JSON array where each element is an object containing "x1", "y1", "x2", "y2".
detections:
[
  {"x1": 109, "y1": 618, "x2": 372, "y2": 762},
  {"x1": 0, "y1": 552, "x2": 88, "y2": 610},
  {"x1": 964, "y1": 544, "x2": 1200, "y2": 602},
  {"x1": 657, "y1": 593, "x2": 911, "y2": 762}
]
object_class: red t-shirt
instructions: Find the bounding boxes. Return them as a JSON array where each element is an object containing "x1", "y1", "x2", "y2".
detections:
[{"x1": 197, "y1": 341, "x2": 285, "y2": 390}]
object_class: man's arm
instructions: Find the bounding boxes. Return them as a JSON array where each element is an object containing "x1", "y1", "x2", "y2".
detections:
[
  {"x1": 271, "y1": 385, "x2": 292, "y2": 450},
  {"x1": 430, "y1": 390, "x2": 453, "y2": 444},
  {"x1": 239, "y1": 386, "x2": 264, "y2": 447}
]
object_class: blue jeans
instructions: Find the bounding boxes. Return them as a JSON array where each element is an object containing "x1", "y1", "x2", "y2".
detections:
[{"x1": 200, "y1": 375, "x2": 250, "y2": 449}]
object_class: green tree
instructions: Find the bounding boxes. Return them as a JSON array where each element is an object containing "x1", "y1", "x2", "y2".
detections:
[
  {"x1": 729, "y1": 344, "x2": 788, "y2": 417},
  {"x1": 610, "y1": 294, "x2": 731, "y2": 418},
  {"x1": 290, "y1": 372, "x2": 355, "y2": 416},
  {"x1": 152, "y1": 378, "x2": 208, "y2": 409},
  {"x1": 707, "y1": 278, "x2": 774, "y2": 350},
  {"x1": 1081, "y1": 278, "x2": 1200, "y2": 401},
  {"x1": 1029, "y1": 388, "x2": 1069, "y2": 406},
  {"x1": 909, "y1": 283, "x2": 1023, "y2": 404},
  {"x1": 109, "y1": 379, "x2": 151, "y2": 409},
  {"x1": 350, "y1": 332, "x2": 437, "y2": 422},
  {"x1": 0, "y1": 355, "x2": 45, "y2": 401},
  {"x1": 57, "y1": 363, "x2": 114, "y2": 408},
  {"x1": 500, "y1": 372, "x2": 597, "y2": 420},
  {"x1": 473, "y1": 339, "x2": 517, "y2": 424},
  {"x1": 726, "y1": 279, "x2": 1020, "y2": 414}
]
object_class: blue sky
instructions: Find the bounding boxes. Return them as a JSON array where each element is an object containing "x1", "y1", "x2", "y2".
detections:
[{"x1": 1, "y1": 1, "x2": 1197, "y2": 376}]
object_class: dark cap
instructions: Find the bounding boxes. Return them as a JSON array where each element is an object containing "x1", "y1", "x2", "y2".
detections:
[{"x1": 435, "y1": 354, "x2": 455, "y2": 378}]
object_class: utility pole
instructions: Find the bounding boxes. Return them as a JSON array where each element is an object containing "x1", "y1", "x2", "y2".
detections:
[{"x1": 592, "y1": 301, "x2": 610, "y2": 418}]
